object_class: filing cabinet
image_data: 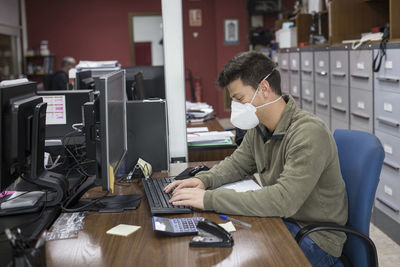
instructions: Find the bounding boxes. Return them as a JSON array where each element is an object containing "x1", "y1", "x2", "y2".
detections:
[
  {"x1": 278, "y1": 49, "x2": 290, "y2": 95},
  {"x1": 374, "y1": 43, "x2": 400, "y2": 228},
  {"x1": 330, "y1": 46, "x2": 350, "y2": 132},
  {"x1": 300, "y1": 48, "x2": 315, "y2": 113},
  {"x1": 314, "y1": 48, "x2": 330, "y2": 129},
  {"x1": 289, "y1": 48, "x2": 301, "y2": 107},
  {"x1": 349, "y1": 45, "x2": 374, "y2": 133}
]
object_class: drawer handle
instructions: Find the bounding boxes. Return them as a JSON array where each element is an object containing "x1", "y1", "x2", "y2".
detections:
[
  {"x1": 376, "y1": 198, "x2": 400, "y2": 213},
  {"x1": 280, "y1": 67, "x2": 288, "y2": 71},
  {"x1": 332, "y1": 105, "x2": 346, "y2": 113},
  {"x1": 292, "y1": 95, "x2": 300, "y2": 99},
  {"x1": 290, "y1": 69, "x2": 299, "y2": 73},
  {"x1": 376, "y1": 116, "x2": 400, "y2": 127},
  {"x1": 317, "y1": 71, "x2": 328, "y2": 76},
  {"x1": 332, "y1": 72, "x2": 346, "y2": 77},
  {"x1": 351, "y1": 74, "x2": 369, "y2": 79},
  {"x1": 351, "y1": 111, "x2": 370, "y2": 120},
  {"x1": 376, "y1": 76, "x2": 400, "y2": 83},
  {"x1": 383, "y1": 159, "x2": 400, "y2": 170},
  {"x1": 316, "y1": 101, "x2": 328, "y2": 108},
  {"x1": 303, "y1": 97, "x2": 313, "y2": 103},
  {"x1": 302, "y1": 70, "x2": 312, "y2": 74}
]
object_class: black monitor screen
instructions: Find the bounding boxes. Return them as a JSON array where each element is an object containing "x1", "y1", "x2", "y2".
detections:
[
  {"x1": 95, "y1": 70, "x2": 127, "y2": 190},
  {"x1": 124, "y1": 66, "x2": 165, "y2": 99},
  {"x1": 75, "y1": 70, "x2": 95, "y2": 90},
  {"x1": 0, "y1": 81, "x2": 43, "y2": 191},
  {"x1": 37, "y1": 90, "x2": 94, "y2": 139}
]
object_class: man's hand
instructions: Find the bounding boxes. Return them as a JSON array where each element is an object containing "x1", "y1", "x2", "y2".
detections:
[
  {"x1": 169, "y1": 188, "x2": 205, "y2": 210},
  {"x1": 163, "y1": 178, "x2": 205, "y2": 193},
  {"x1": 163, "y1": 178, "x2": 206, "y2": 210}
]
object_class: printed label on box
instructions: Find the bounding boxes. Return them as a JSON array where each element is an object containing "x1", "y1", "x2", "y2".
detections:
[
  {"x1": 336, "y1": 61, "x2": 342, "y2": 69},
  {"x1": 357, "y1": 101, "x2": 365, "y2": 110},
  {"x1": 384, "y1": 144, "x2": 393, "y2": 155},
  {"x1": 305, "y1": 60, "x2": 309, "y2": 66},
  {"x1": 319, "y1": 61, "x2": 324, "y2": 67},
  {"x1": 336, "y1": 96, "x2": 342, "y2": 104},
  {"x1": 282, "y1": 59, "x2": 287, "y2": 66},
  {"x1": 319, "y1": 92, "x2": 325, "y2": 99},
  {"x1": 384, "y1": 185, "x2": 393, "y2": 196},
  {"x1": 357, "y1": 62, "x2": 365, "y2": 70},
  {"x1": 384, "y1": 61, "x2": 393, "y2": 69},
  {"x1": 305, "y1": 89, "x2": 310, "y2": 95},
  {"x1": 384, "y1": 102, "x2": 393, "y2": 112},
  {"x1": 292, "y1": 59, "x2": 296, "y2": 68},
  {"x1": 292, "y1": 85, "x2": 297, "y2": 93}
]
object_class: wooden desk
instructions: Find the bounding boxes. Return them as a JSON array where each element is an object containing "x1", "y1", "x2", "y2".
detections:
[
  {"x1": 187, "y1": 119, "x2": 237, "y2": 162},
  {"x1": 46, "y1": 162, "x2": 310, "y2": 267}
]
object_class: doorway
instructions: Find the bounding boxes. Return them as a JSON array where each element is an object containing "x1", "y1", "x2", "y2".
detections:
[{"x1": 129, "y1": 13, "x2": 163, "y2": 66}]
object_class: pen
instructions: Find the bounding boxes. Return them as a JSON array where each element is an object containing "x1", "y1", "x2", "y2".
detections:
[{"x1": 219, "y1": 214, "x2": 252, "y2": 228}]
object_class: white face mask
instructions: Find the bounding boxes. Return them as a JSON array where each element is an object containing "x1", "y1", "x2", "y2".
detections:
[{"x1": 230, "y1": 69, "x2": 282, "y2": 130}]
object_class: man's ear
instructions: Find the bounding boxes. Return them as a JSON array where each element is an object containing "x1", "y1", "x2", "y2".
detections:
[{"x1": 259, "y1": 80, "x2": 272, "y2": 98}]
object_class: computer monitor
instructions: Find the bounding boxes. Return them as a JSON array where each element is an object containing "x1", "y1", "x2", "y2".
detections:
[
  {"x1": 36, "y1": 90, "x2": 94, "y2": 140},
  {"x1": 0, "y1": 81, "x2": 67, "y2": 207},
  {"x1": 95, "y1": 70, "x2": 127, "y2": 190},
  {"x1": 75, "y1": 70, "x2": 95, "y2": 90},
  {"x1": 124, "y1": 66, "x2": 165, "y2": 99}
]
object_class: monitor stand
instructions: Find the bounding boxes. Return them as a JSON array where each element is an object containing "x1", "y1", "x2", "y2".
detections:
[{"x1": 64, "y1": 176, "x2": 141, "y2": 212}]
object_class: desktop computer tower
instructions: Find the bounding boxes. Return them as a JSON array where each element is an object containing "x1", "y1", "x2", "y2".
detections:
[{"x1": 126, "y1": 99, "x2": 169, "y2": 172}]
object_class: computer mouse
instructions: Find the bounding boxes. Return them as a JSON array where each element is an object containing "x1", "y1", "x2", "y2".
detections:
[{"x1": 188, "y1": 165, "x2": 210, "y2": 176}]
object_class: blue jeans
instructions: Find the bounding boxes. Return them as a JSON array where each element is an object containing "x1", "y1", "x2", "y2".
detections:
[{"x1": 283, "y1": 219, "x2": 344, "y2": 267}]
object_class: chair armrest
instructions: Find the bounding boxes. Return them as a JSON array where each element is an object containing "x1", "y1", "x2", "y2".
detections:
[{"x1": 295, "y1": 224, "x2": 378, "y2": 267}]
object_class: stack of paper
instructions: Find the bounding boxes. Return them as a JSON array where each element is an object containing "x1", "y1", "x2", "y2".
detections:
[
  {"x1": 186, "y1": 101, "x2": 214, "y2": 120},
  {"x1": 76, "y1": 60, "x2": 121, "y2": 72},
  {"x1": 187, "y1": 131, "x2": 234, "y2": 146}
]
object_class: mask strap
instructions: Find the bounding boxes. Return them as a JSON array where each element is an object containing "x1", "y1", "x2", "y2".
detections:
[
  {"x1": 256, "y1": 95, "x2": 282, "y2": 109},
  {"x1": 250, "y1": 68, "x2": 275, "y2": 104}
]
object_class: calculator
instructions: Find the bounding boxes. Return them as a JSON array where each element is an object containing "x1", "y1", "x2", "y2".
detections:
[{"x1": 152, "y1": 216, "x2": 204, "y2": 236}]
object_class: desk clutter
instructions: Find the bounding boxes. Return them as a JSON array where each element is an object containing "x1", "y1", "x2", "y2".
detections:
[
  {"x1": 187, "y1": 127, "x2": 235, "y2": 146},
  {"x1": 186, "y1": 101, "x2": 215, "y2": 123}
]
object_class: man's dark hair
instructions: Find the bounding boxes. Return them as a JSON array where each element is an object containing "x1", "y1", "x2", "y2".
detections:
[{"x1": 217, "y1": 51, "x2": 281, "y2": 95}]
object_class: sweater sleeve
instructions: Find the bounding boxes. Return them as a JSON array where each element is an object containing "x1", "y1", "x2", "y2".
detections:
[
  {"x1": 202, "y1": 122, "x2": 332, "y2": 217},
  {"x1": 195, "y1": 130, "x2": 257, "y2": 189}
]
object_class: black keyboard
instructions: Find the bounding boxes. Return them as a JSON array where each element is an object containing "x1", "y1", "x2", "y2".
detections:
[{"x1": 142, "y1": 178, "x2": 192, "y2": 215}]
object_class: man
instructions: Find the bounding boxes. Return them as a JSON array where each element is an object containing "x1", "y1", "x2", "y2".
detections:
[
  {"x1": 50, "y1": 56, "x2": 76, "y2": 90},
  {"x1": 165, "y1": 51, "x2": 348, "y2": 266}
]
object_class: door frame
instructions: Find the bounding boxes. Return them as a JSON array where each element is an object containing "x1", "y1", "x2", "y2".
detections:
[{"x1": 128, "y1": 12, "x2": 162, "y2": 66}]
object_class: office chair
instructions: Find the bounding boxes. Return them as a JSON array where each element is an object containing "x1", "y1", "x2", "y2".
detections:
[
  {"x1": 42, "y1": 74, "x2": 54, "y2": 90},
  {"x1": 295, "y1": 129, "x2": 385, "y2": 267}
]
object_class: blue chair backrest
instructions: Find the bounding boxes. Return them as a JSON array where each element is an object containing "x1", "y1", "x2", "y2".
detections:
[{"x1": 333, "y1": 129, "x2": 385, "y2": 267}]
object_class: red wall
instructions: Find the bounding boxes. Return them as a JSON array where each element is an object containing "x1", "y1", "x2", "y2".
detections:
[
  {"x1": 26, "y1": 0, "x2": 248, "y2": 118},
  {"x1": 26, "y1": 0, "x2": 161, "y2": 68}
]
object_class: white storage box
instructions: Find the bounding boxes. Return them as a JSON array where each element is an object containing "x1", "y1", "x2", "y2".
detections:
[{"x1": 276, "y1": 27, "x2": 297, "y2": 48}]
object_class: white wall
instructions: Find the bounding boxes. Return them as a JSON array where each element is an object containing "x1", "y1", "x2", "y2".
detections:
[{"x1": 133, "y1": 16, "x2": 164, "y2": 66}]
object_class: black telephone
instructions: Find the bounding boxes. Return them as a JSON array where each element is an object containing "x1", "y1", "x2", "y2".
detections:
[{"x1": 189, "y1": 219, "x2": 234, "y2": 247}]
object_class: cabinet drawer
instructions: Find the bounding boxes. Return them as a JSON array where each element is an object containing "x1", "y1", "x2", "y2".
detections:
[
  {"x1": 331, "y1": 85, "x2": 349, "y2": 121},
  {"x1": 317, "y1": 113, "x2": 330, "y2": 130},
  {"x1": 279, "y1": 53, "x2": 289, "y2": 71},
  {"x1": 315, "y1": 82, "x2": 330, "y2": 116},
  {"x1": 350, "y1": 87, "x2": 373, "y2": 132},
  {"x1": 290, "y1": 73, "x2": 300, "y2": 97},
  {"x1": 301, "y1": 80, "x2": 314, "y2": 113},
  {"x1": 331, "y1": 118, "x2": 349, "y2": 132},
  {"x1": 375, "y1": 91, "x2": 400, "y2": 137},
  {"x1": 375, "y1": 130, "x2": 400, "y2": 170},
  {"x1": 289, "y1": 52, "x2": 300, "y2": 71},
  {"x1": 350, "y1": 50, "x2": 373, "y2": 91},
  {"x1": 301, "y1": 51, "x2": 313, "y2": 79},
  {"x1": 315, "y1": 51, "x2": 329, "y2": 84},
  {"x1": 374, "y1": 49, "x2": 400, "y2": 92},
  {"x1": 330, "y1": 50, "x2": 349, "y2": 87},
  {"x1": 376, "y1": 169, "x2": 400, "y2": 223}
]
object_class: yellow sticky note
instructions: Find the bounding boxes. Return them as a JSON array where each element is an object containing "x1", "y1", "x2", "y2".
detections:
[
  {"x1": 109, "y1": 165, "x2": 114, "y2": 194},
  {"x1": 106, "y1": 224, "x2": 141, "y2": 237},
  {"x1": 218, "y1": 221, "x2": 236, "y2": 233}
]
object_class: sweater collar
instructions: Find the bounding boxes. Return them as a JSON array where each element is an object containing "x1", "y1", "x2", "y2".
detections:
[{"x1": 258, "y1": 94, "x2": 296, "y2": 137}]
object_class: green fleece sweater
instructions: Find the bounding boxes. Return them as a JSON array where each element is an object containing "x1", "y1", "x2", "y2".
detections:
[{"x1": 196, "y1": 95, "x2": 348, "y2": 257}]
